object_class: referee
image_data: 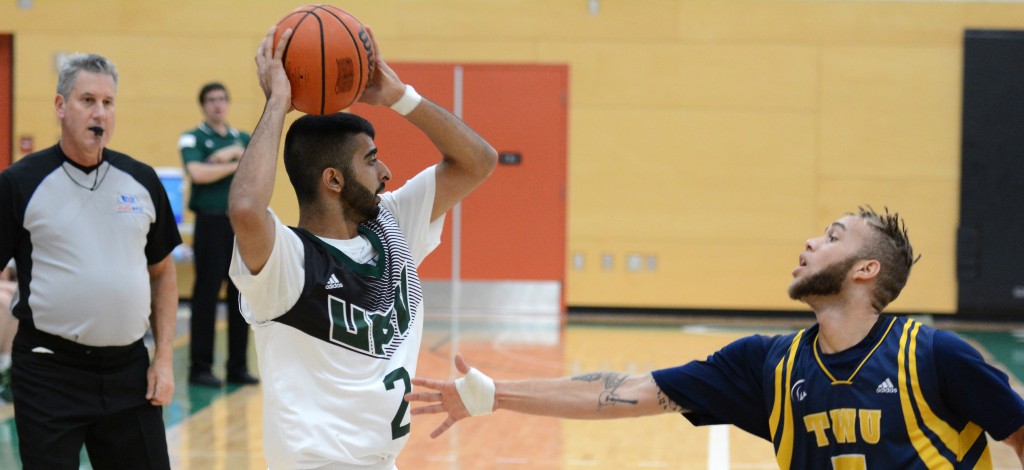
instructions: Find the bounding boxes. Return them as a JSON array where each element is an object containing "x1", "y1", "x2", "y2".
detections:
[{"x1": 0, "y1": 53, "x2": 179, "y2": 470}]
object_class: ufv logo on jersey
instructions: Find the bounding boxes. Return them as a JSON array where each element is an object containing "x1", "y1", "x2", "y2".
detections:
[{"x1": 326, "y1": 265, "x2": 412, "y2": 358}]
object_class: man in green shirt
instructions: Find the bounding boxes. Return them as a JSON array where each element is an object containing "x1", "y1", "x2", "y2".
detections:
[{"x1": 178, "y1": 82, "x2": 257, "y2": 387}]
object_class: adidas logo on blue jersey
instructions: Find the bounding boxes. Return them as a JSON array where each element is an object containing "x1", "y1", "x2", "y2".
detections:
[
  {"x1": 876, "y1": 378, "x2": 897, "y2": 394},
  {"x1": 326, "y1": 273, "x2": 343, "y2": 290}
]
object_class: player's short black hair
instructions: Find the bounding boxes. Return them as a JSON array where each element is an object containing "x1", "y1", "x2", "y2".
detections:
[
  {"x1": 199, "y1": 82, "x2": 228, "y2": 105},
  {"x1": 853, "y1": 206, "x2": 921, "y2": 311},
  {"x1": 284, "y1": 112, "x2": 376, "y2": 205}
]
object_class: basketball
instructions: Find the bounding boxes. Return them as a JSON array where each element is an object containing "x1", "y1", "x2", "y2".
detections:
[{"x1": 273, "y1": 5, "x2": 376, "y2": 115}]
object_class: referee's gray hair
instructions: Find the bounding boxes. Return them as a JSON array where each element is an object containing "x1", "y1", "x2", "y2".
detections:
[{"x1": 56, "y1": 53, "x2": 118, "y2": 98}]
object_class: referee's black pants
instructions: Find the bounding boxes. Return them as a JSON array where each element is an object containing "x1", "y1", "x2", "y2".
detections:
[
  {"x1": 11, "y1": 326, "x2": 170, "y2": 470},
  {"x1": 189, "y1": 212, "x2": 250, "y2": 378}
]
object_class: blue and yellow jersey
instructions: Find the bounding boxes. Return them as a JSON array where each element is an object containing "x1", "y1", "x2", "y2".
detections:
[{"x1": 652, "y1": 316, "x2": 1024, "y2": 469}]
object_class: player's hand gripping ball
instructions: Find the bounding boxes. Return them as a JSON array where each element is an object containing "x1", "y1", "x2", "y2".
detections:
[{"x1": 273, "y1": 5, "x2": 376, "y2": 115}]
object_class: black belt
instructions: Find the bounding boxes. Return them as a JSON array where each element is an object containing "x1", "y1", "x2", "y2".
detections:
[{"x1": 15, "y1": 323, "x2": 144, "y2": 358}]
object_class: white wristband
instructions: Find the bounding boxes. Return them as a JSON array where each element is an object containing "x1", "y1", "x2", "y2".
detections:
[
  {"x1": 389, "y1": 84, "x2": 422, "y2": 116},
  {"x1": 454, "y1": 367, "x2": 495, "y2": 416}
]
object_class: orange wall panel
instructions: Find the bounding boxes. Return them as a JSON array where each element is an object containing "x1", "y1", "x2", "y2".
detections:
[
  {"x1": 460, "y1": 64, "x2": 567, "y2": 281},
  {"x1": 351, "y1": 63, "x2": 568, "y2": 283}
]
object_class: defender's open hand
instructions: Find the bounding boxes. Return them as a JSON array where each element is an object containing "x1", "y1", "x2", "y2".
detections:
[{"x1": 405, "y1": 354, "x2": 477, "y2": 438}]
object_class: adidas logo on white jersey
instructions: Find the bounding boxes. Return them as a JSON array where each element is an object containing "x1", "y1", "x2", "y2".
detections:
[
  {"x1": 876, "y1": 378, "x2": 898, "y2": 394},
  {"x1": 326, "y1": 274, "x2": 343, "y2": 290}
]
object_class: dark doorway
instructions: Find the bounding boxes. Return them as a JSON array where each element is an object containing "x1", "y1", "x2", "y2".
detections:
[{"x1": 958, "y1": 29, "x2": 1024, "y2": 316}]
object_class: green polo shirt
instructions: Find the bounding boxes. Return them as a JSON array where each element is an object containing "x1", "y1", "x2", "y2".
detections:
[{"x1": 178, "y1": 123, "x2": 251, "y2": 214}]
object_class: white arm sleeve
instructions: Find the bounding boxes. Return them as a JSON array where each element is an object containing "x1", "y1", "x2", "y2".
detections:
[{"x1": 228, "y1": 210, "x2": 305, "y2": 324}]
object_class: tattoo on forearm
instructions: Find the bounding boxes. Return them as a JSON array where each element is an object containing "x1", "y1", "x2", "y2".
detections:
[
  {"x1": 599, "y1": 392, "x2": 638, "y2": 406},
  {"x1": 655, "y1": 379, "x2": 683, "y2": 413},
  {"x1": 603, "y1": 372, "x2": 627, "y2": 391},
  {"x1": 573, "y1": 372, "x2": 638, "y2": 409},
  {"x1": 571, "y1": 373, "x2": 604, "y2": 384}
]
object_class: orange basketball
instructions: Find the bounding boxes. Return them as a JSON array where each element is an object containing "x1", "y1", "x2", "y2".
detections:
[{"x1": 273, "y1": 5, "x2": 376, "y2": 115}]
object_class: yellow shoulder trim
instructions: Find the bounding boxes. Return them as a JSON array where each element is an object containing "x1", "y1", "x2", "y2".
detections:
[
  {"x1": 899, "y1": 320, "x2": 954, "y2": 469},
  {"x1": 770, "y1": 329, "x2": 805, "y2": 470}
]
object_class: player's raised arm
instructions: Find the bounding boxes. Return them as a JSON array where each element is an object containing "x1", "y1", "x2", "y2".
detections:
[
  {"x1": 228, "y1": 26, "x2": 293, "y2": 275},
  {"x1": 405, "y1": 355, "x2": 685, "y2": 439},
  {"x1": 357, "y1": 35, "x2": 497, "y2": 222}
]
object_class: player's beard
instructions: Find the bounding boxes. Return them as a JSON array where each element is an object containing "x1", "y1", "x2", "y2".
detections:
[
  {"x1": 341, "y1": 173, "x2": 382, "y2": 223},
  {"x1": 787, "y1": 255, "x2": 860, "y2": 301}
]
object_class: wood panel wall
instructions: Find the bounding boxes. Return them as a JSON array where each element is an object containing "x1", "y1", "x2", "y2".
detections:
[{"x1": 4, "y1": 1, "x2": 1024, "y2": 313}]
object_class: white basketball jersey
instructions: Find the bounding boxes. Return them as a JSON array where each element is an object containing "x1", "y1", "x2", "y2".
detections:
[{"x1": 231, "y1": 167, "x2": 442, "y2": 469}]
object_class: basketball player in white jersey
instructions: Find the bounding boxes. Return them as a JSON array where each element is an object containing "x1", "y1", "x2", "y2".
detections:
[{"x1": 228, "y1": 27, "x2": 497, "y2": 469}]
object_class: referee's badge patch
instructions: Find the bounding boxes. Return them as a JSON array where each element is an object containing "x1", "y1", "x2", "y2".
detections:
[{"x1": 115, "y1": 194, "x2": 144, "y2": 214}]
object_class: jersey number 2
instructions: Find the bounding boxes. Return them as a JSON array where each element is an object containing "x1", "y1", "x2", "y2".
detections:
[{"x1": 384, "y1": 367, "x2": 411, "y2": 440}]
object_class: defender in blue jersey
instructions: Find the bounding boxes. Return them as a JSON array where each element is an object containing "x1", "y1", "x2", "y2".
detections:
[
  {"x1": 408, "y1": 207, "x2": 1024, "y2": 469},
  {"x1": 228, "y1": 28, "x2": 496, "y2": 469}
]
